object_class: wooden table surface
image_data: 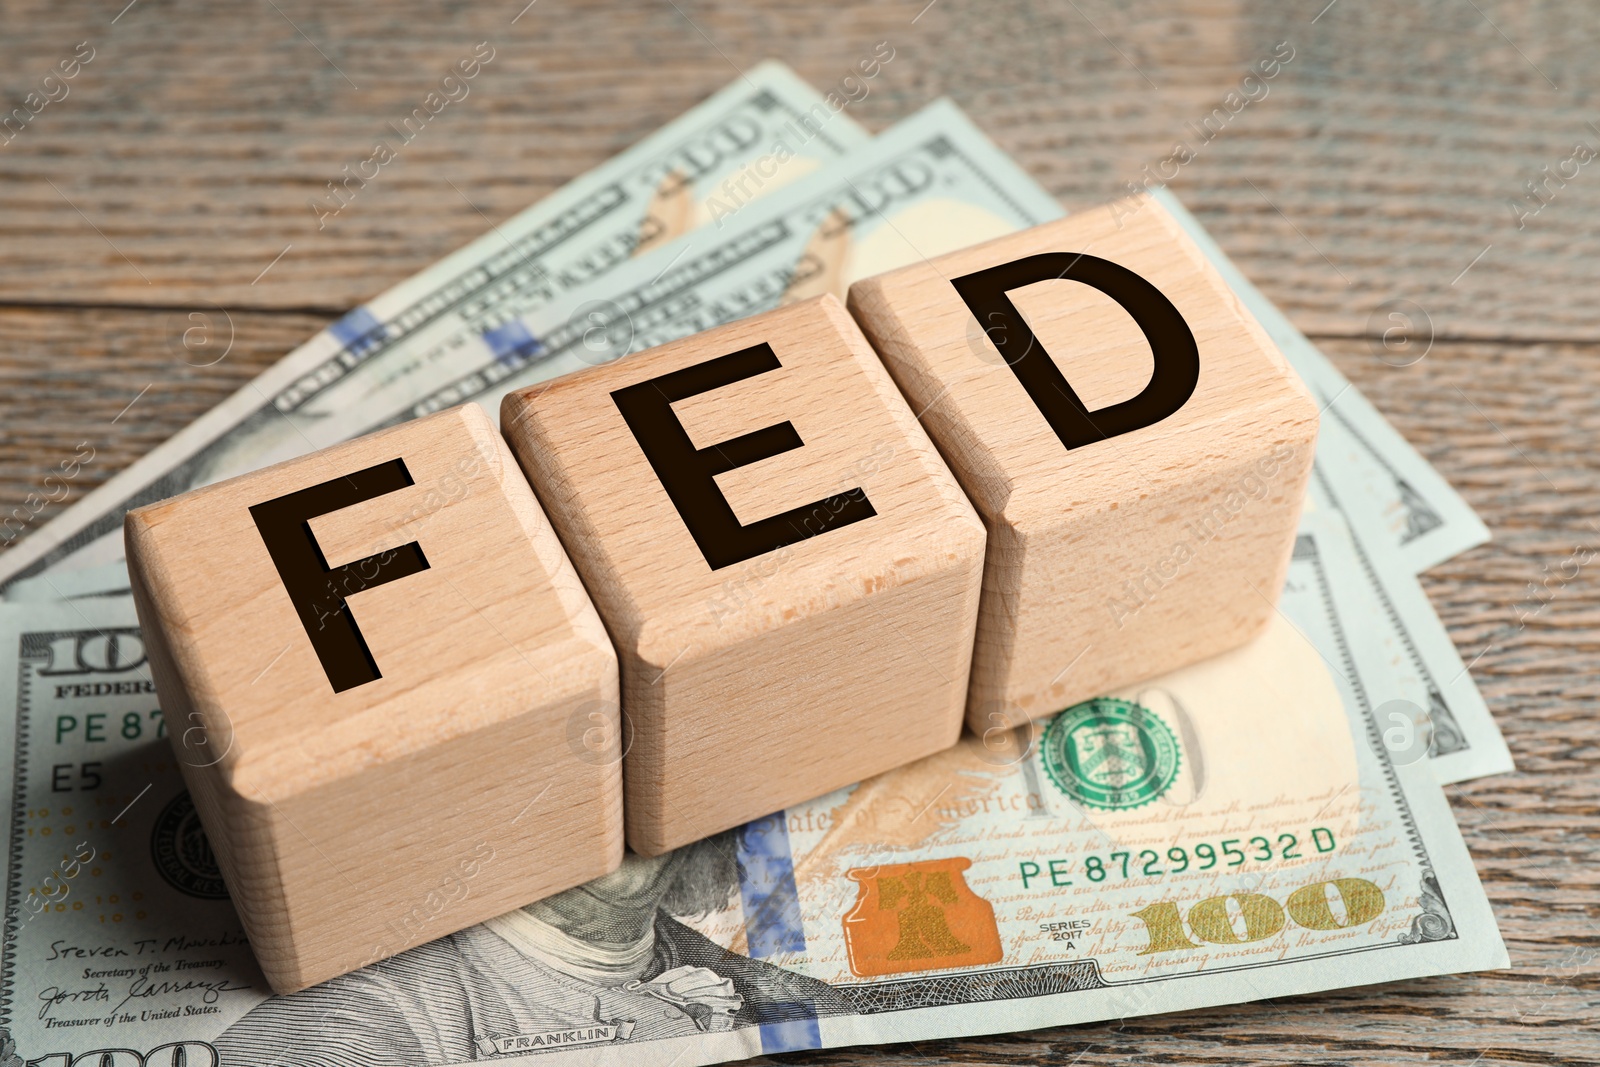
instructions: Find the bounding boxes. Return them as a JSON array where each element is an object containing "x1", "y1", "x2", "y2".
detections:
[{"x1": 2, "y1": 0, "x2": 1596, "y2": 1063}]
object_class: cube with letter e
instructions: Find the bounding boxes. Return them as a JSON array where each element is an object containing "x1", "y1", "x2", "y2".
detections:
[
  {"x1": 124, "y1": 403, "x2": 622, "y2": 993},
  {"x1": 502, "y1": 294, "x2": 987, "y2": 856},
  {"x1": 847, "y1": 193, "x2": 1318, "y2": 732}
]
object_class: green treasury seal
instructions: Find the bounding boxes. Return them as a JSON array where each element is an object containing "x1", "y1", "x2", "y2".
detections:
[{"x1": 1040, "y1": 697, "x2": 1181, "y2": 810}]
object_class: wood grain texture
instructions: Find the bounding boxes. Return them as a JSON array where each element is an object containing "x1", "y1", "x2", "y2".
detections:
[
  {"x1": 0, "y1": 306, "x2": 335, "y2": 553},
  {"x1": 849, "y1": 195, "x2": 1318, "y2": 729},
  {"x1": 1, "y1": 0, "x2": 1596, "y2": 1060},
  {"x1": 127, "y1": 403, "x2": 622, "y2": 992},
  {"x1": 3, "y1": 0, "x2": 1596, "y2": 339},
  {"x1": 503, "y1": 295, "x2": 986, "y2": 856}
]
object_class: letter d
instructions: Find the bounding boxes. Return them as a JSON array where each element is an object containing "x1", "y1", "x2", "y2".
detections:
[{"x1": 951, "y1": 253, "x2": 1200, "y2": 450}]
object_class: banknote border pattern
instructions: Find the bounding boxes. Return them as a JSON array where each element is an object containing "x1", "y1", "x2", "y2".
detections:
[
  {"x1": 1317, "y1": 386, "x2": 1446, "y2": 545},
  {"x1": 1311, "y1": 466, "x2": 1470, "y2": 757},
  {"x1": 1, "y1": 627, "x2": 152, "y2": 1025},
  {"x1": 0, "y1": 628, "x2": 45, "y2": 1023},
  {"x1": 840, "y1": 959, "x2": 1106, "y2": 1013},
  {"x1": 1293, "y1": 531, "x2": 1457, "y2": 944}
]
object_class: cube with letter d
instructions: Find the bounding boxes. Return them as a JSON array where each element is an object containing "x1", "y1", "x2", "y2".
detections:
[
  {"x1": 125, "y1": 403, "x2": 622, "y2": 993},
  {"x1": 502, "y1": 294, "x2": 987, "y2": 856},
  {"x1": 848, "y1": 194, "x2": 1319, "y2": 732}
]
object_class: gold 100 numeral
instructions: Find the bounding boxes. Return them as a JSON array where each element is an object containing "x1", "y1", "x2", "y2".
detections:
[{"x1": 1129, "y1": 877, "x2": 1386, "y2": 954}]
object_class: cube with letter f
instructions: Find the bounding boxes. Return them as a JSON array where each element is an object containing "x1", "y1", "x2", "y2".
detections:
[
  {"x1": 848, "y1": 193, "x2": 1319, "y2": 733},
  {"x1": 502, "y1": 295, "x2": 987, "y2": 856},
  {"x1": 125, "y1": 403, "x2": 622, "y2": 993}
]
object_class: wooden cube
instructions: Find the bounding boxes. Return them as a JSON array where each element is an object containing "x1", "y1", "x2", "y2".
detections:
[
  {"x1": 847, "y1": 193, "x2": 1318, "y2": 732},
  {"x1": 502, "y1": 295, "x2": 986, "y2": 856},
  {"x1": 125, "y1": 403, "x2": 622, "y2": 993}
]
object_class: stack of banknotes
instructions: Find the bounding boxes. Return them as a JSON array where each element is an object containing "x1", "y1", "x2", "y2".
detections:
[{"x1": 0, "y1": 63, "x2": 1511, "y2": 1067}]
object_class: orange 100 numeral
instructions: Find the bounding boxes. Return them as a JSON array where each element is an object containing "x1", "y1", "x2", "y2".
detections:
[{"x1": 1129, "y1": 877, "x2": 1385, "y2": 954}]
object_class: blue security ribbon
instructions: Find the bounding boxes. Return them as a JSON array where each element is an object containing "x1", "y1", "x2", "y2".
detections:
[
  {"x1": 480, "y1": 319, "x2": 543, "y2": 366},
  {"x1": 735, "y1": 815, "x2": 821, "y2": 1055},
  {"x1": 329, "y1": 306, "x2": 388, "y2": 354}
]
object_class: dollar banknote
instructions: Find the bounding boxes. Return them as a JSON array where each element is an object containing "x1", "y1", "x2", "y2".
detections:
[
  {"x1": 1152, "y1": 187, "x2": 1491, "y2": 575},
  {"x1": 0, "y1": 60, "x2": 870, "y2": 590},
  {"x1": 343, "y1": 97, "x2": 1066, "y2": 428},
  {"x1": 0, "y1": 526, "x2": 1506, "y2": 1066}
]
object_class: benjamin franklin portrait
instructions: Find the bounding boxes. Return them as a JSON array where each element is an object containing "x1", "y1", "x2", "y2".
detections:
[{"x1": 215, "y1": 831, "x2": 846, "y2": 1065}]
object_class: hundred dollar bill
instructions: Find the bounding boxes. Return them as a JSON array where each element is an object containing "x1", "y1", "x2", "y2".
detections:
[
  {"x1": 1303, "y1": 483, "x2": 1512, "y2": 784},
  {"x1": 1152, "y1": 186, "x2": 1490, "y2": 575},
  {"x1": 0, "y1": 60, "x2": 870, "y2": 590},
  {"x1": 0, "y1": 536, "x2": 1506, "y2": 1066},
  {"x1": 352, "y1": 97, "x2": 1065, "y2": 427}
]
